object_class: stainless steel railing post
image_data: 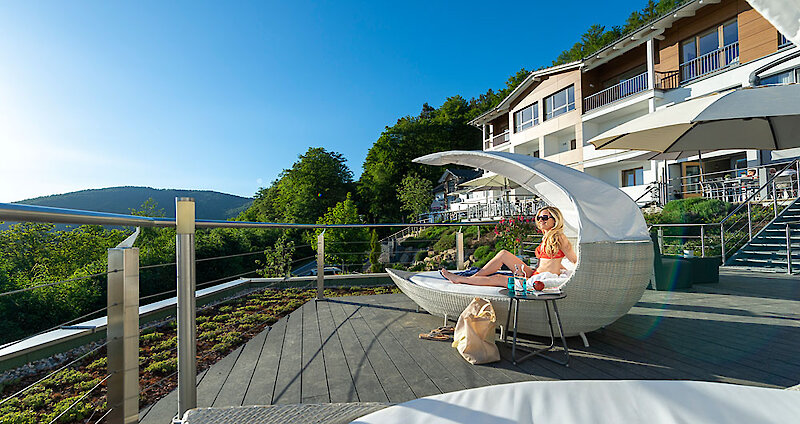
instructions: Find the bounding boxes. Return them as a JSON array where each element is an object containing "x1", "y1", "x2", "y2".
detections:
[
  {"x1": 773, "y1": 182, "x2": 778, "y2": 218},
  {"x1": 786, "y1": 223, "x2": 792, "y2": 275},
  {"x1": 657, "y1": 227, "x2": 664, "y2": 253},
  {"x1": 176, "y1": 197, "x2": 197, "y2": 418},
  {"x1": 317, "y1": 231, "x2": 325, "y2": 299},
  {"x1": 107, "y1": 246, "x2": 139, "y2": 424},
  {"x1": 700, "y1": 225, "x2": 706, "y2": 257},
  {"x1": 720, "y1": 224, "x2": 726, "y2": 263},
  {"x1": 747, "y1": 201, "x2": 753, "y2": 241},
  {"x1": 456, "y1": 230, "x2": 464, "y2": 270}
]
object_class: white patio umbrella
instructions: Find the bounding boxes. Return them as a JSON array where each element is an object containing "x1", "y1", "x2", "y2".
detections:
[
  {"x1": 588, "y1": 85, "x2": 800, "y2": 153},
  {"x1": 747, "y1": 0, "x2": 800, "y2": 47},
  {"x1": 458, "y1": 173, "x2": 520, "y2": 190},
  {"x1": 414, "y1": 150, "x2": 650, "y2": 243}
]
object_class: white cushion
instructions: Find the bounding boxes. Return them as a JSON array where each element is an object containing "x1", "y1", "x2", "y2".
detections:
[{"x1": 409, "y1": 271, "x2": 506, "y2": 296}]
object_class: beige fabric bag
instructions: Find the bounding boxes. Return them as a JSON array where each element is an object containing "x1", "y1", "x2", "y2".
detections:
[{"x1": 451, "y1": 297, "x2": 500, "y2": 364}]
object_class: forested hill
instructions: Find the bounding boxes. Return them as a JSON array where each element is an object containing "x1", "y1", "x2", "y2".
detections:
[{"x1": 14, "y1": 186, "x2": 252, "y2": 220}]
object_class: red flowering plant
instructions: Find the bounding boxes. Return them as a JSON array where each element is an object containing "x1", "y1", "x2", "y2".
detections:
[{"x1": 493, "y1": 216, "x2": 538, "y2": 255}]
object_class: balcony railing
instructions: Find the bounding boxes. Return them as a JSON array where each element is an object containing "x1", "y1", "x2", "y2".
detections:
[
  {"x1": 779, "y1": 33, "x2": 792, "y2": 49},
  {"x1": 680, "y1": 42, "x2": 739, "y2": 82},
  {"x1": 418, "y1": 197, "x2": 546, "y2": 223},
  {"x1": 491, "y1": 130, "x2": 510, "y2": 147},
  {"x1": 583, "y1": 71, "x2": 649, "y2": 112},
  {"x1": 654, "y1": 70, "x2": 680, "y2": 90}
]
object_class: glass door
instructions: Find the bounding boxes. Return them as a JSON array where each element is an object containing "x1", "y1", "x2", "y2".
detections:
[{"x1": 682, "y1": 162, "x2": 702, "y2": 198}]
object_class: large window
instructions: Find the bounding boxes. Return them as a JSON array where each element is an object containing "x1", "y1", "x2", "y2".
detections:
[
  {"x1": 514, "y1": 103, "x2": 538, "y2": 133},
  {"x1": 622, "y1": 167, "x2": 644, "y2": 187},
  {"x1": 544, "y1": 85, "x2": 575, "y2": 120},
  {"x1": 680, "y1": 19, "x2": 738, "y2": 80},
  {"x1": 760, "y1": 68, "x2": 799, "y2": 85}
]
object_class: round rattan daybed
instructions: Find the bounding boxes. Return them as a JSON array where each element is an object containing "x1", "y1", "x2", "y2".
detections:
[{"x1": 388, "y1": 150, "x2": 653, "y2": 341}]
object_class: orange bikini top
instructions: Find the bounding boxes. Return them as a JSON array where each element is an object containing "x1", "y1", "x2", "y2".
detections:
[{"x1": 535, "y1": 243, "x2": 565, "y2": 259}]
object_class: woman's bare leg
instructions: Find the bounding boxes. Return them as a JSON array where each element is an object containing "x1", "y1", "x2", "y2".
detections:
[
  {"x1": 474, "y1": 250, "x2": 534, "y2": 276},
  {"x1": 440, "y1": 269, "x2": 508, "y2": 287}
]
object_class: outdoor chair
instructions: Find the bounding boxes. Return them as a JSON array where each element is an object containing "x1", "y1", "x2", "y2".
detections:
[{"x1": 389, "y1": 151, "x2": 654, "y2": 341}]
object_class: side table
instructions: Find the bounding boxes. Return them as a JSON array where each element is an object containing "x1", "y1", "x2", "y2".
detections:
[{"x1": 502, "y1": 290, "x2": 569, "y2": 366}]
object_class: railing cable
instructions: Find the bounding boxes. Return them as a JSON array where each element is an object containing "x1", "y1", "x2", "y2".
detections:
[
  {"x1": 46, "y1": 374, "x2": 111, "y2": 424},
  {"x1": 0, "y1": 269, "x2": 121, "y2": 298},
  {"x1": 0, "y1": 340, "x2": 108, "y2": 406}
]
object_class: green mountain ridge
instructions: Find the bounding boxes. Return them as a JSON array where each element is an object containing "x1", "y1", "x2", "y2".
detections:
[{"x1": 12, "y1": 186, "x2": 253, "y2": 220}]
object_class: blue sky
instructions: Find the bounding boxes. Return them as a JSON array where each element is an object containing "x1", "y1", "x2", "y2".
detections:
[{"x1": 0, "y1": 0, "x2": 640, "y2": 202}]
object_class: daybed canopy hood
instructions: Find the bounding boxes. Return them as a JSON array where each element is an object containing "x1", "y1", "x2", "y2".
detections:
[{"x1": 414, "y1": 151, "x2": 650, "y2": 243}]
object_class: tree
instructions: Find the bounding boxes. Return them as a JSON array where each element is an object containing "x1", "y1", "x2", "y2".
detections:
[
  {"x1": 246, "y1": 147, "x2": 354, "y2": 224},
  {"x1": 398, "y1": 172, "x2": 433, "y2": 220},
  {"x1": 368, "y1": 230, "x2": 382, "y2": 273},
  {"x1": 256, "y1": 235, "x2": 295, "y2": 278},
  {"x1": 306, "y1": 193, "x2": 369, "y2": 270}
]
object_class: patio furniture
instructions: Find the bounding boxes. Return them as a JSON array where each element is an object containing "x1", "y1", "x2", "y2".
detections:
[
  {"x1": 352, "y1": 380, "x2": 800, "y2": 424},
  {"x1": 503, "y1": 291, "x2": 569, "y2": 366},
  {"x1": 390, "y1": 151, "x2": 654, "y2": 342}
]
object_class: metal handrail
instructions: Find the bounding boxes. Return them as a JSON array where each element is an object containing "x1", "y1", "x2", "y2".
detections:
[
  {"x1": 718, "y1": 159, "x2": 799, "y2": 225},
  {"x1": 680, "y1": 42, "x2": 739, "y2": 82},
  {"x1": 0, "y1": 203, "x2": 494, "y2": 229},
  {"x1": 583, "y1": 71, "x2": 649, "y2": 112}
]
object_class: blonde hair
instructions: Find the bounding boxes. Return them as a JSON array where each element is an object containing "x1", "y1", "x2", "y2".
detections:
[{"x1": 538, "y1": 206, "x2": 565, "y2": 257}]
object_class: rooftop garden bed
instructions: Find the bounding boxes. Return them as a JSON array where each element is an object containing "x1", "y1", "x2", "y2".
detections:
[{"x1": 0, "y1": 285, "x2": 400, "y2": 423}]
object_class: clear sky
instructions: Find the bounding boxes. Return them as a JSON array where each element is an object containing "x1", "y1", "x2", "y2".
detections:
[{"x1": 0, "y1": 0, "x2": 641, "y2": 203}]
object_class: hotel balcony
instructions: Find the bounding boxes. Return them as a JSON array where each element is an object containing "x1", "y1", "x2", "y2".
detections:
[
  {"x1": 583, "y1": 72, "x2": 650, "y2": 113},
  {"x1": 680, "y1": 42, "x2": 740, "y2": 83},
  {"x1": 483, "y1": 129, "x2": 509, "y2": 149}
]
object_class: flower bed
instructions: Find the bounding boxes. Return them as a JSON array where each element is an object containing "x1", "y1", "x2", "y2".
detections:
[{"x1": 0, "y1": 285, "x2": 400, "y2": 423}]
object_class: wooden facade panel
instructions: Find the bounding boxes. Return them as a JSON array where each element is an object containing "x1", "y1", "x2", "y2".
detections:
[{"x1": 738, "y1": 3, "x2": 778, "y2": 64}]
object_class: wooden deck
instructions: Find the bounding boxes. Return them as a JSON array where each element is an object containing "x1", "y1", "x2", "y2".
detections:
[{"x1": 140, "y1": 269, "x2": 800, "y2": 423}]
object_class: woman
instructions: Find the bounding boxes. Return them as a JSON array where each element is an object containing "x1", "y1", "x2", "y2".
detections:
[{"x1": 440, "y1": 206, "x2": 577, "y2": 286}]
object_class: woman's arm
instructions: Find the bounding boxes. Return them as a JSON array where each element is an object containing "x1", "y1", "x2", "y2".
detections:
[{"x1": 559, "y1": 233, "x2": 578, "y2": 263}]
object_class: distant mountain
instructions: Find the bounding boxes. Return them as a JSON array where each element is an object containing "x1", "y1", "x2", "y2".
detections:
[{"x1": 11, "y1": 186, "x2": 253, "y2": 221}]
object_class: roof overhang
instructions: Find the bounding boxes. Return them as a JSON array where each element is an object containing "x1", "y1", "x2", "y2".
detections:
[
  {"x1": 583, "y1": 0, "x2": 719, "y2": 71},
  {"x1": 470, "y1": 61, "x2": 583, "y2": 127}
]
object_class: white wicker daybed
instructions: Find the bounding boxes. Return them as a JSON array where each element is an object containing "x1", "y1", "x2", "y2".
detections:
[{"x1": 388, "y1": 151, "x2": 653, "y2": 343}]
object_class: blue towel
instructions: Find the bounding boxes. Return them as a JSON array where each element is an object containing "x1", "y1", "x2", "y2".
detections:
[{"x1": 453, "y1": 268, "x2": 512, "y2": 277}]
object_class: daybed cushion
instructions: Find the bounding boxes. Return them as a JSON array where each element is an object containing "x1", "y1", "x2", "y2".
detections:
[{"x1": 410, "y1": 269, "x2": 573, "y2": 296}]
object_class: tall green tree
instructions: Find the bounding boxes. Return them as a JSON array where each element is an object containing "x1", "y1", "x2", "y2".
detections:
[
  {"x1": 398, "y1": 172, "x2": 434, "y2": 220},
  {"x1": 306, "y1": 193, "x2": 369, "y2": 270},
  {"x1": 248, "y1": 147, "x2": 354, "y2": 224}
]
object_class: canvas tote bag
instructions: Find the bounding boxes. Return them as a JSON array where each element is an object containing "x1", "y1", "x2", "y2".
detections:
[{"x1": 451, "y1": 297, "x2": 500, "y2": 364}]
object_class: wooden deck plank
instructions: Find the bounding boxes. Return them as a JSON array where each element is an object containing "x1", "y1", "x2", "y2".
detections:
[
  {"x1": 327, "y1": 298, "x2": 389, "y2": 402},
  {"x1": 139, "y1": 370, "x2": 207, "y2": 424},
  {"x1": 611, "y1": 317, "x2": 796, "y2": 387},
  {"x1": 300, "y1": 300, "x2": 330, "y2": 403},
  {"x1": 242, "y1": 318, "x2": 287, "y2": 405},
  {"x1": 335, "y1": 299, "x2": 417, "y2": 403},
  {"x1": 354, "y1": 302, "x2": 450, "y2": 398},
  {"x1": 197, "y1": 345, "x2": 244, "y2": 407},
  {"x1": 213, "y1": 325, "x2": 270, "y2": 407},
  {"x1": 315, "y1": 300, "x2": 359, "y2": 403},
  {"x1": 272, "y1": 304, "x2": 304, "y2": 404}
]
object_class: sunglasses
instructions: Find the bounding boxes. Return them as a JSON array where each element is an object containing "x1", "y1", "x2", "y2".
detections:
[{"x1": 536, "y1": 215, "x2": 553, "y2": 221}]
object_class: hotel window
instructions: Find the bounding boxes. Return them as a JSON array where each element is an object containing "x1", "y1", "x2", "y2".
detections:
[
  {"x1": 570, "y1": 139, "x2": 577, "y2": 150},
  {"x1": 680, "y1": 19, "x2": 738, "y2": 80},
  {"x1": 779, "y1": 33, "x2": 792, "y2": 48},
  {"x1": 514, "y1": 103, "x2": 538, "y2": 133},
  {"x1": 544, "y1": 85, "x2": 575, "y2": 120},
  {"x1": 759, "y1": 68, "x2": 798, "y2": 85},
  {"x1": 622, "y1": 167, "x2": 644, "y2": 187}
]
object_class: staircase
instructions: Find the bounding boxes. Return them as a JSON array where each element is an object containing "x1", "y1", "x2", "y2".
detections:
[{"x1": 726, "y1": 197, "x2": 800, "y2": 272}]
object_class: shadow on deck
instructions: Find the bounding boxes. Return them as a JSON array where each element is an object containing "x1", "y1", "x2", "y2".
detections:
[{"x1": 140, "y1": 269, "x2": 800, "y2": 423}]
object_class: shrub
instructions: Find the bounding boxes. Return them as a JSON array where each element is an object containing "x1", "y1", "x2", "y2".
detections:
[
  {"x1": 244, "y1": 305, "x2": 261, "y2": 311},
  {"x1": 86, "y1": 357, "x2": 107, "y2": 371},
  {"x1": 198, "y1": 321, "x2": 219, "y2": 331},
  {"x1": 41, "y1": 369, "x2": 93, "y2": 388},
  {"x1": 75, "y1": 377, "x2": 101, "y2": 392},
  {"x1": 199, "y1": 329, "x2": 223, "y2": 341},
  {"x1": 219, "y1": 306, "x2": 233, "y2": 313},
  {"x1": 196, "y1": 316, "x2": 209, "y2": 324},
  {"x1": 144, "y1": 358, "x2": 178, "y2": 375},
  {"x1": 212, "y1": 314, "x2": 231, "y2": 323},
  {"x1": 432, "y1": 233, "x2": 455, "y2": 253},
  {"x1": 140, "y1": 332, "x2": 164, "y2": 344},
  {"x1": 414, "y1": 249, "x2": 428, "y2": 262},
  {"x1": 20, "y1": 389, "x2": 51, "y2": 410},
  {"x1": 153, "y1": 336, "x2": 177, "y2": 352},
  {"x1": 149, "y1": 350, "x2": 173, "y2": 362},
  {"x1": 43, "y1": 396, "x2": 92, "y2": 423},
  {"x1": 0, "y1": 410, "x2": 37, "y2": 424}
]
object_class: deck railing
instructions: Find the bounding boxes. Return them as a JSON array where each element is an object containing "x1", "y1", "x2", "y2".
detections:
[
  {"x1": 0, "y1": 201, "x2": 500, "y2": 423},
  {"x1": 583, "y1": 72, "x2": 649, "y2": 112},
  {"x1": 491, "y1": 130, "x2": 510, "y2": 147},
  {"x1": 680, "y1": 42, "x2": 739, "y2": 82}
]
